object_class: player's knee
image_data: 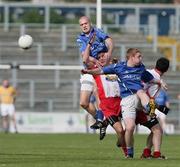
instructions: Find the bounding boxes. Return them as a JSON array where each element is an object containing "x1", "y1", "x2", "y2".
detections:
[
  {"x1": 125, "y1": 124, "x2": 136, "y2": 133},
  {"x1": 80, "y1": 102, "x2": 89, "y2": 110},
  {"x1": 151, "y1": 124, "x2": 163, "y2": 135},
  {"x1": 115, "y1": 127, "x2": 124, "y2": 135}
]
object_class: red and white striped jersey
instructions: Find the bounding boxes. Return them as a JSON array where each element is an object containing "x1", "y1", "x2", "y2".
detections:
[
  {"x1": 144, "y1": 69, "x2": 161, "y2": 98},
  {"x1": 93, "y1": 74, "x2": 120, "y2": 99}
]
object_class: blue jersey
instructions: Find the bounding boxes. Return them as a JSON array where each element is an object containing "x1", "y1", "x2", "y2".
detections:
[
  {"x1": 76, "y1": 27, "x2": 109, "y2": 59},
  {"x1": 102, "y1": 61, "x2": 153, "y2": 98},
  {"x1": 155, "y1": 89, "x2": 169, "y2": 106}
]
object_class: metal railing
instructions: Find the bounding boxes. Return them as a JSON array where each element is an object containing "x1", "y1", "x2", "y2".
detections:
[
  {"x1": 158, "y1": 43, "x2": 179, "y2": 71},
  {"x1": 2, "y1": 78, "x2": 80, "y2": 112},
  {"x1": 0, "y1": 3, "x2": 179, "y2": 34}
]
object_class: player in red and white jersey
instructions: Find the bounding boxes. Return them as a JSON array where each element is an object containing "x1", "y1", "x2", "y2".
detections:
[
  {"x1": 139, "y1": 57, "x2": 170, "y2": 159},
  {"x1": 82, "y1": 49, "x2": 127, "y2": 156},
  {"x1": 93, "y1": 73, "x2": 120, "y2": 119},
  {"x1": 97, "y1": 54, "x2": 127, "y2": 156}
]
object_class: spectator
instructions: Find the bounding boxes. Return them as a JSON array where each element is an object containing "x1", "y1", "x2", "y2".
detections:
[{"x1": 0, "y1": 80, "x2": 18, "y2": 133}]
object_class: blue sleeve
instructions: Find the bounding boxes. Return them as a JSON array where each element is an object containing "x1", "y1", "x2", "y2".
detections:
[
  {"x1": 102, "y1": 64, "x2": 116, "y2": 74},
  {"x1": 96, "y1": 28, "x2": 109, "y2": 41},
  {"x1": 76, "y1": 37, "x2": 86, "y2": 53},
  {"x1": 164, "y1": 91, "x2": 169, "y2": 102},
  {"x1": 141, "y1": 70, "x2": 154, "y2": 83}
]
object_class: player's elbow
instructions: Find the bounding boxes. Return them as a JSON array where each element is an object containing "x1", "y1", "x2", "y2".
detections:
[{"x1": 106, "y1": 37, "x2": 114, "y2": 49}]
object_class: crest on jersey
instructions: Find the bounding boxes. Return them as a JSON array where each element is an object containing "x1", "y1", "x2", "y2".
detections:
[{"x1": 77, "y1": 39, "x2": 83, "y2": 48}]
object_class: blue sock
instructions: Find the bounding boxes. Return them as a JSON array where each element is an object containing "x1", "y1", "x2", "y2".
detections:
[
  {"x1": 93, "y1": 114, "x2": 97, "y2": 120},
  {"x1": 96, "y1": 110, "x2": 103, "y2": 122},
  {"x1": 127, "y1": 147, "x2": 134, "y2": 157}
]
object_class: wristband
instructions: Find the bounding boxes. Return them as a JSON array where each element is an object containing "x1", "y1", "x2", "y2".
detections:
[{"x1": 88, "y1": 41, "x2": 92, "y2": 46}]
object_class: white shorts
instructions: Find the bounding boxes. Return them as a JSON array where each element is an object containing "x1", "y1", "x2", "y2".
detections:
[
  {"x1": 0, "y1": 104, "x2": 15, "y2": 117},
  {"x1": 80, "y1": 74, "x2": 94, "y2": 92},
  {"x1": 155, "y1": 108, "x2": 166, "y2": 119},
  {"x1": 121, "y1": 94, "x2": 141, "y2": 119}
]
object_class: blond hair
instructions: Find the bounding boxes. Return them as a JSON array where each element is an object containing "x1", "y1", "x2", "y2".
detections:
[{"x1": 126, "y1": 48, "x2": 141, "y2": 60}]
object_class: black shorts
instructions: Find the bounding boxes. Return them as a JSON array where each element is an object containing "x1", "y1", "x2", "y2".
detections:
[
  {"x1": 141, "y1": 117, "x2": 159, "y2": 129},
  {"x1": 157, "y1": 105, "x2": 170, "y2": 115},
  {"x1": 106, "y1": 115, "x2": 121, "y2": 127}
]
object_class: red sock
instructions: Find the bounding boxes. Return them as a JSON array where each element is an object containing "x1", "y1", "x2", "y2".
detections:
[
  {"x1": 143, "y1": 148, "x2": 151, "y2": 157},
  {"x1": 119, "y1": 130, "x2": 126, "y2": 156},
  {"x1": 121, "y1": 130, "x2": 125, "y2": 135},
  {"x1": 121, "y1": 147, "x2": 127, "y2": 156},
  {"x1": 153, "y1": 151, "x2": 161, "y2": 158}
]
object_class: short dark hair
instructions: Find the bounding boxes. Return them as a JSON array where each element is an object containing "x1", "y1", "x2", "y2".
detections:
[{"x1": 155, "y1": 57, "x2": 169, "y2": 73}]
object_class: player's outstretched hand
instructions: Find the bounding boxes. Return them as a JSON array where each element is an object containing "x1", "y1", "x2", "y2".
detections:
[
  {"x1": 81, "y1": 69, "x2": 88, "y2": 74},
  {"x1": 160, "y1": 79, "x2": 168, "y2": 90}
]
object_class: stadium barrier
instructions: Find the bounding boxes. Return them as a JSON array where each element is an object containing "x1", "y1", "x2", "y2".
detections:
[
  {"x1": 0, "y1": 64, "x2": 180, "y2": 131},
  {"x1": 0, "y1": 3, "x2": 179, "y2": 35}
]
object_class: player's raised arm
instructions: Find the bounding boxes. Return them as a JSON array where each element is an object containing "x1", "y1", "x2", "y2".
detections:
[
  {"x1": 152, "y1": 79, "x2": 168, "y2": 90},
  {"x1": 81, "y1": 67, "x2": 103, "y2": 75},
  {"x1": 104, "y1": 37, "x2": 114, "y2": 61},
  {"x1": 83, "y1": 32, "x2": 97, "y2": 66},
  {"x1": 141, "y1": 70, "x2": 168, "y2": 90}
]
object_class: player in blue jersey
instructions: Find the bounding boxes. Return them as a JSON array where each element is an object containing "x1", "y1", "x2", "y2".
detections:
[
  {"x1": 77, "y1": 16, "x2": 114, "y2": 131},
  {"x1": 77, "y1": 16, "x2": 113, "y2": 66},
  {"x1": 82, "y1": 48, "x2": 166, "y2": 158}
]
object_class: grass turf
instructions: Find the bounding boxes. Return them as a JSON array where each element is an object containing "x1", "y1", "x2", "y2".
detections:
[{"x1": 0, "y1": 133, "x2": 180, "y2": 167}]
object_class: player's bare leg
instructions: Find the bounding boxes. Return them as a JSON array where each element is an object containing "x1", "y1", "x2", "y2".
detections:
[
  {"x1": 137, "y1": 90, "x2": 156, "y2": 116},
  {"x1": 2, "y1": 115, "x2": 9, "y2": 133},
  {"x1": 151, "y1": 124, "x2": 163, "y2": 152},
  {"x1": 151, "y1": 124, "x2": 167, "y2": 158},
  {"x1": 141, "y1": 132, "x2": 153, "y2": 158},
  {"x1": 11, "y1": 114, "x2": 18, "y2": 133},
  {"x1": 80, "y1": 90, "x2": 104, "y2": 130},
  {"x1": 80, "y1": 90, "x2": 96, "y2": 117},
  {"x1": 159, "y1": 116, "x2": 167, "y2": 134},
  {"x1": 137, "y1": 90, "x2": 150, "y2": 108},
  {"x1": 141, "y1": 124, "x2": 166, "y2": 159},
  {"x1": 113, "y1": 121, "x2": 127, "y2": 156},
  {"x1": 123, "y1": 118, "x2": 136, "y2": 158},
  {"x1": 146, "y1": 132, "x2": 153, "y2": 148}
]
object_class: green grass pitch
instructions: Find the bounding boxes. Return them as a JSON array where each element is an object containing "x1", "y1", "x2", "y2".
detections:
[{"x1": 0, "y1": 133, "x2": 180, "y2": 167}]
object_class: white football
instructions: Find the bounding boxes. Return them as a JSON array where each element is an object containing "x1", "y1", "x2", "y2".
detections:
[{"x1": 18, "y1": 34, "x2": 33, "y2": 49}]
